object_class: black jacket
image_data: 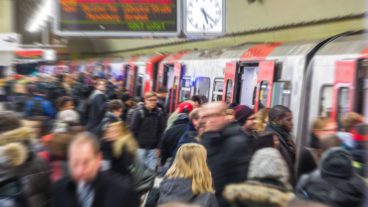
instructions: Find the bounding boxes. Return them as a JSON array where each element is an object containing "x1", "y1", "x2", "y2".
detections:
[
  {"x1": 265, "y1": 124, "x2": 296, "y2": 186},
  {"x1": 202, "y1": 123, "x2": 253, "y2": 207},
  {"x1": 95, "y1": 111, "x2": 121, "y2": 138},
  {"x1": 158, "y1": 178, "x2": 218, "y2": 207},
  {"x1": 52, "y1": 171, "x2": 139, "y2": 207},
  {"x1": 130, "y1": 106, "x2": 165, "y2": 149},
  {"x1": 160, "y1": 113, "x2": 190, "y2": 164},
  {"x1": 86, "y1": 90, "x2": 107, "y2": 131}
]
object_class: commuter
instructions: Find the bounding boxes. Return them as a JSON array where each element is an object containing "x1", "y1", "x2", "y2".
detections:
[
  {"x1": 265, "y1": 105, "x2": 296, "y2": 185},
  {"x1": 201, "y1": 102, "x2": 252, "y2": 207},
  {"x1": 55, "y1": 96, "x2": 80, "y2": 124},
  {"x1": 234, "y1": 105, "x2": 256, "y2": 133},
  {"x1": 176, "y1": 108, "x2": 203, "y2": 150},
  {"x1": 121, "y1": 93, "x2": 135, "y2": 122},
  {"x1": 349, "y1": 123, "x2": 368, "y2": 177},
  {"x1": 101, "y1": 121, "x2": 138, "y2": 176},
  {"x1": 338, "y1": 112, "x2": 365, "y2": 149},
  {"x1": 296, "y1": 147, "x2": 366, "y2": 207},
  {"x1": 297, "y1": 117, "x2": 337, "y2": 179},
  {"x1": 158, "y1": 143, "x2": 218, "y2": 207},
  {"x1": 86, "y1": 78, "x2": 107, "y2": 132},
  {"x1": 166, "y1": 96, "x2": 201, "y2": 130},
  {"x1": 224, "y1": 148, "x2": 294, "y2": 207},
  {"x1": 24, "y1": 83, "x2": 56, "y2": 119},
  {"x1": 254, "y1": 108, "x2": 270, "y2": 132},
  {"x1": 0, "y1": 111, "x2": 50, "y2": 207},
  {"x1": 52, "y1": 132, "x2": 139, "y2": 207},
  {"x1": 160, "y1": 101, "x2": 193, "y2": 165},
  {"x1": 130, "y1": 91, "x2": 165, "y2": 171},
  {"x1": 95, "y1": 99, "x2": 123, "y2": 137}
]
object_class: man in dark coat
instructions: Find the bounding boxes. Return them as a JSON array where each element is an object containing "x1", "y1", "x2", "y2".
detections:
[
  {"x1": 201, "y1": 102, "x2": 252, "y2": 207},
  {"x1": 160, "y1": 101, "x2": 193, "y2": 165},
  {"x1": 86, "y1": 79, "x2": 107, "y2": 132},
  {"x1": 130, "y1": 92, "x2": 166, "y2": 171},
  {"x1": 265, "y1": 105, "x2": 296, "y2": 186},
  {"x1": 52, "y1": 132, "x2": 139, "y2": 207}
]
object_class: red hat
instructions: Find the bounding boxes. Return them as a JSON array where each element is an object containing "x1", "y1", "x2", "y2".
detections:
[{"x1": 179, "y1": 102, "x2": 193, "y2": 114}]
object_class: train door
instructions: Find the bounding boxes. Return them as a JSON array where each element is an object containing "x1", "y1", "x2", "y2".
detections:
[
  {"x1": 237, "y1": 63, "x2": 258, "y2": 107},
  {"x1": 331, "y1": 60, "x2": 358, "y2": 123},
  {"x1": 124, "y1": 64, "x2": 137, "y2": 96},
  {"x1": 254, "y1": 60, "x2": 276, "y2": 111},
  {"x1": 357, "y1": 59, "x2": 368, "y2": 120},
  {"x1": 167, "y1": 63, "x2": 183, "y2": 112},
  {"x1": 223, "y1": 62, "x2": 238, "y2": 104}
]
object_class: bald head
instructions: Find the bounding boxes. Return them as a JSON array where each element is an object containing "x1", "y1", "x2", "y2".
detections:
[{"x1": 201, "y1": 102, "x2": 230, "y2": 132}]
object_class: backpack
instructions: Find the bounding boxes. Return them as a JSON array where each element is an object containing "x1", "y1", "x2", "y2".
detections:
[
  {"x1": 0, "y1": 177, "x2": 27, "y2": 207},
  {"x1": 129, "y1": 158, "x2": 156, "y2": 196},
  {"x1": 29, "y1": 99, "x2": 45, "y2": 117}
]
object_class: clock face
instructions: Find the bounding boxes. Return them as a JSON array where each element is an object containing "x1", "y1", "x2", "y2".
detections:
[{"x1": 185, "y1": 0, "x2": 224, "y2": 34}]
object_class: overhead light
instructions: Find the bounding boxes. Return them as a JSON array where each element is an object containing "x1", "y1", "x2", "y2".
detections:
[{"x1": 27, "y1": 0, "x2": 53, "y2": 32}]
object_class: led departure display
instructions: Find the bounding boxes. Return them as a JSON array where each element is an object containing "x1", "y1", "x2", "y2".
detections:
[{"x1": 55, "y1": 0, "x2": 178, "y2": 37}]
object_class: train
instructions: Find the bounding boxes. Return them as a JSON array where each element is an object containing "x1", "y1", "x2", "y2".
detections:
[{"x1": 39, "y1": 31, "x2": 368, "y2": 158}]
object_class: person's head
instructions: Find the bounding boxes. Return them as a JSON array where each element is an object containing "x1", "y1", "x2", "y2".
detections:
[
  {"x1": 95, "y1": 78, "x2": 106, "y2": 92},
  {"x1": 56, "y1": 96, "x2": 74, "y2": 111},
  {"x1": 166, "y1": 143, "x2": 213, "y2": 194},
  {"x1": 269, "y1": 105, "x2": 293, "y2": 132},
  {"x1": 319, "y1": 134, "x2": 342, "y2": 153},
  {"x1": 190, "y1": 95, "x2": 202, "y2": 108},
  {"x1": 144, "y1": 91, "x2": 158, "y2": 111},
  {"x1": 121, "y1": 93, "x2": 134, "y2": 107},
  {"x1": 46, "y1": 132, "x2": 73, "y2": 158},
  {"x1": 0, "y1": 111, "x2": 22, "y2": 133},
  {"x1": 311, "y1": 117, "x2": 337, "y2": 139},
  {"x1": 107, "y1": 99, "x2": 124, "y2": 118},
  {"x1": 68, "y1": 132, "x2": 101, "y2": 183},
  {"x1": 104, "y1": 122, "x2": 138, "y2": 157},
  {"x1": 201, "y1": 101, "x2": 230, "y2": 132},
  {"x1": 254, "y1": 108, "x2": 271, "y2": 132},
  {"x1": 234, "y1": 105, "x2": 256, "y2": 131},
  {"x1": 14, "y1": 81, "x2": 28, "y2": 94},
  {"x1": 341, "y1": 112, "x2": 365, "y2": 132},
  {"x1": 178, "y1": 101, "x2": 194, "y2": 114},
  {"x1": 248, "y1": 147, "x2": 291, "y2": 189},
  {"x1": 225, "y1": 108, "x2": 235, "y2": 122},
  {"x1": 189, "y1": 108, "x2": 202, "y2": 131}
]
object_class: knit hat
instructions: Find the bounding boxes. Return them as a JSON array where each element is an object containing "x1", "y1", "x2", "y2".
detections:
[
  {"x1": 247, "y1": 147, "x2": 291, "y2": 189},
  {"x1": 320, "y1": 147, "x2": 353, "y2": 179},
  {"x1": 234, "y1": 105, "x2": 254, "y2": 125},
  {"x1": 178, "y1": 101, "x2": 193, "y2": 114},
  {"x1": 121, "y1": 94, "x2": 132, "y2": 102},
  {"x1": 57, "y1": 109, "x2": 80, "y2": 124}
]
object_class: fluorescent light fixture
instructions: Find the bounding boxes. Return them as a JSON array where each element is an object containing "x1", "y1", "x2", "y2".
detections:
[{"x1": 27, "y1": 0, "x2": 53, "y2": 32}]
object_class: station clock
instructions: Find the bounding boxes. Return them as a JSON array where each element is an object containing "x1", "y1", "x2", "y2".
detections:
[{"x1": 184, "y1": 0, "x2": 225, "y2": 35}]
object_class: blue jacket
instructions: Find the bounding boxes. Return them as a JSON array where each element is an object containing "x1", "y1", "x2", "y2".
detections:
[{"x1": 24, "y1": 96, "x2": 56, "y2": 119}]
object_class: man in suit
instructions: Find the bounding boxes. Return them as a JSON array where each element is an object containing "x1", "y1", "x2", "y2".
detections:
[{"x1": 52, "y1": 132, "x2": 139, "y2": 207}]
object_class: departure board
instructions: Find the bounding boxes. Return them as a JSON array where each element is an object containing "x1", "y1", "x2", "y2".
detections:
[{"x1": 55, "y1": 0, "x2": 179, "y2": 37}]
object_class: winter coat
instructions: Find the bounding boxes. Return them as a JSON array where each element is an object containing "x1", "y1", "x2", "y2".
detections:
[
  {"x1": 24, "y1": 96, "x2": 56, "y2": 119},
  {"x1": 224, "y1": 181, "x2": 294, "y2": 207},
  {"x1": 176, "y1": 123, "x2": 200, "y2": 152},
  {"x1": 52, "y1": 171, "x2": 139, "y2": 207},
  {"x1": 296, "y1": 147, "x2": 366, "y2": 207},
  {"x1": 202, "y1": 123, "x2": 254, "y2": 207},
  {"x1": 158, "y1": 178, "x2": 218, "y2": 207},
  {"x1": 0, "y1": 127, "x2": 51, "y2": 207},
  {"x1": 86, "y1": 90, "x2": 107, "y2": 132},
  {"x1": 160, "y1": 113, "x2": 190, "y2": 164},
  {"x1": 265, "y1": 123, "x2": 296, "y2": 185},
  {"x1": 101, "y1": 141, "x2": 135, "y2": 176},
  {"x1": 130, "y1": 106, "x2": 165, "y2": 149}
]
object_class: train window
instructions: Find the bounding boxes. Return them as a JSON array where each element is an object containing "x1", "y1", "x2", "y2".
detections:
[
  {"x1": 318, "y1": 85, "x2": 333, "y2": 117},
  {"x1": 195, "y1": 77, "x2": 211, "y2": 101},
  {"x1": 180, "y1": 77, "x2": 192, "y2": 102},
  {"x1": 259, "y1": 81, "x2": 269, "y2": 107},
  {"x1": 212, "y1": 78, "x2": 224, "y2": 101},
  {"x1": 337, "y1": 87, "x2": 350, "y2": 123},
  {"x1": 225, "y1": 79, "x2": 233, "y2": 104},
  {"x1": 272, "y1": 82, "x2": 291, "y2": 107}
]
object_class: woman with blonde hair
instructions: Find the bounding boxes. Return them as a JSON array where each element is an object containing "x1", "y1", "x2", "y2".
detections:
[
  {"x1": 102, "y1": 121, "x2": 138, "y2": 176},
  {"x1": 158, "y1": 143, "x2": 218, "y2": 207},
  {"x1": 254, "y1": 108, "x2": 271, "y2": 132}
]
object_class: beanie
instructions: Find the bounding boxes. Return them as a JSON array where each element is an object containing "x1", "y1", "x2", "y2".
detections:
[{"x1": 234, "y1": 105, "x2": 254, "y2": 125}]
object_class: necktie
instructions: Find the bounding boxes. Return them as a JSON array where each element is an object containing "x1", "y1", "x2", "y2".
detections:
[{"x1": 78, "y1": 183, "x2": 94, "y2": 207}]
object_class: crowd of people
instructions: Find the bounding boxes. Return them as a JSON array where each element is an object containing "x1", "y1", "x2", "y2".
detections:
[{"x1": 0, "y1": 72, "x2": 367, "y2": 207}]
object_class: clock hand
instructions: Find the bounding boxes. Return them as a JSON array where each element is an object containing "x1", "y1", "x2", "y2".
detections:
[
  {"x1": 200, "y1": 8, "x2": 209, "y2": 24},
  {"x1": 203, "y1": 10, "x2": 217, "y2": 24}
]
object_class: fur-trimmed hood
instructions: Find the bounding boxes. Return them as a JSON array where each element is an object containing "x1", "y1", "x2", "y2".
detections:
[
  {"x1": 224, "y1": 181, "x2": 294, "y2": 207},
  {"x1": 0, "y1": 127, "x2": 34, "y2": 168}
]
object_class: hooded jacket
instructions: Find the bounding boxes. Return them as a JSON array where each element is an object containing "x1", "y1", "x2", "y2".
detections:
[
  {"x1": 224, "y1": 148, "x2": 294, "y2": 207},
  {"x1": 296, "y1": 147, "x2": 366, "y2": 207},
  {"x1": 158, "y1": 178, "x2": 218, "y2": 207},
  {"x1": 0, "y1": 127, "x2": 50, "y2": 207}
]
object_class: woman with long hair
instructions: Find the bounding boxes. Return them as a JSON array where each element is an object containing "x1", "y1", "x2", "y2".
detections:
[
  {"x1": 158, "y1": 143, "x2": 218, "y2": 207},
  {"x1": 102, "y1": 121, "x2": 138, "y2": 176}
]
